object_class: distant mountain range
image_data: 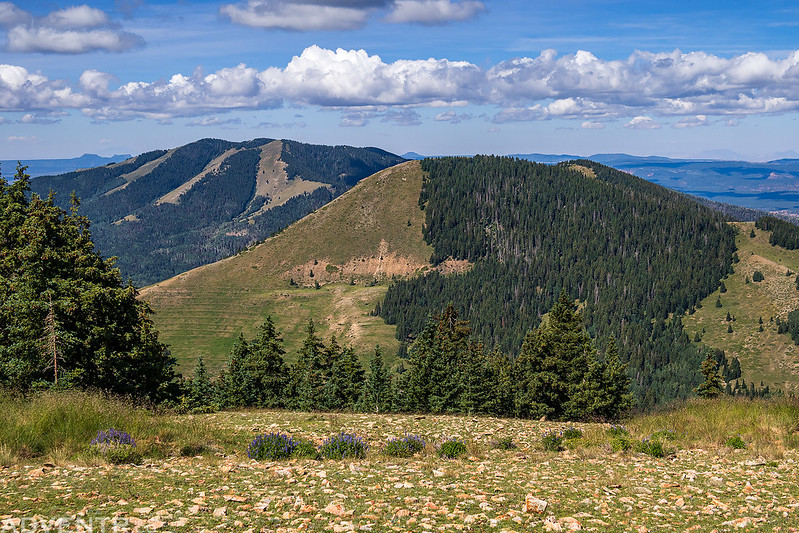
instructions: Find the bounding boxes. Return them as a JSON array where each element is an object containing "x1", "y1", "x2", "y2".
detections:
[
  {"x1": 29, "y1": 138, "x2": 404, "y2": 285},
  {"x1": 405, "y1": 151, "x2": 799, "y2": 216},
  {"x1": 2, "y1": 153, "x2": 131, "y2": 178}
]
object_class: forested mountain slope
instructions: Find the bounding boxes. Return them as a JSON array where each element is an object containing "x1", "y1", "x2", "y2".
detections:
[
  {"x1": 380, "y1": 157, "x2": 737, "y2": 407},
  {"x1": 29, "y1": 138, "x2": 404, "y2": 285}
]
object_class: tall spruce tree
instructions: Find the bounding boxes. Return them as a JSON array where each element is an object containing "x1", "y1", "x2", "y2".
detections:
[
  {"x1": 0, "y1": 164, "x2": 176, "y2": 401},
  {"x1": 695, "y1": 350, "x2": 724, "y2": 399},
  {"x1": 513, "y1": 292, "x2": 629, "y2": 420},
  {"x1": 404, "y1": 304, "x2": 470, "y2": 413},
  {"x1": 292, "y1": 320, "x2": 326, "y2": 411},
  {"x1": 245, "y1": 316, "x2": 288, "y2": 407},
  {"x1": 359, "y1": 346, "x2": 392, "y2": 413},
  {"x1": 186, "y1": 357, "x2": 215, "y2": 410},
  {"x1": 458, "y1": 341, "x2": 492, "y2": 415},
  {"x1": 325, "y1": 344, "x2": 364, "y2": 410},
  {"x1": 219, "y1": 334, "x2": 250, "y2": 407},
  {"x1": 484, "y1": 348, "x2": 514, "y2": 417}
]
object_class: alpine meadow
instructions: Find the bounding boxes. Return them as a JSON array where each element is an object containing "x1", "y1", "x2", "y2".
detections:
[{"x1": 5, "y1": 0, "x2": 799, "y2": 529}]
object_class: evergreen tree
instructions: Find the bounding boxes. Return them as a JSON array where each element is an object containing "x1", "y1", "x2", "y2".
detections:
[
  {"x1": 597, "y1": 337, "x2": 633, "y2": 419},
  {"x1": 720, "y1": 281, "x2": 727, "y2": 293},
  {"x1": 0, "y1": 164, "x2": 176, "y2": 401},
  {"x1": 483, "y1": 348, "x2": 514, "y2": 417},
  {"x1": 219, "y1": 334, "x2": 250, "y2": 407},
  {"x1": 359, "y1": 346, "x2": 392, "y2": 413},
  {"x1": 428, "y1": 304, "x2": 470, "y2": 412},
  {"x1": 245, "y1": 316, "x2": 288, "y2": 408},
  {"x1": 695, "y1": 350, "x2": 724, "y2": 398},
  {"x1": 512, "y1": 329, "x2": 556, "y2": 419},
  {"x1": 403, "y1": 317, "x2": 436, "y2": 412},
  {"x1": 292, "y1": 320, "x2": 326, "y2": 411},
  {"x1": 458, "y1": 341, "x2": 491, "y2": 415},
  {"x1": 186, "y1": 357, "x2": 215, "y2": 410},
  {"x1": 323, "y1": 340, "x2": 364, "y2": 410}
]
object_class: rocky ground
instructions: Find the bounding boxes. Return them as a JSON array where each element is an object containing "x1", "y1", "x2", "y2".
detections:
[{"x1": 2, "y1": 410, "x2": 798, "y2": 531}]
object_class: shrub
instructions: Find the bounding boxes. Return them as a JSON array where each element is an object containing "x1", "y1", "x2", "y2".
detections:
[
  {"x1": 247, "y1": 432, "x2": 297, "y2": 461},
  {"x1": 563, "y1": 427, "x2": 583, "y2": 440},
  {"x1": 292, "y1": 441, "x2": 321, "y2": 460},
  {"x1": 611, "y1": 436, "x2": 633, "y2": 452},
  {"x1": 493, "y1": 436, "x2": 516, "y2": 450},
  {"x1": 541, "y1": 430, "x2": 564, "y2": 452},
  {"x1": 319, "y1": 432, "x2": 368, "y2": 460},
  {"x1": 384, "y1": 434, "x2": 426, "y2": 458},
  {"x1": 651, "y1": 429, "x2": 678, "y2": 441},
  {"x1": 90, "y1": 428, "x2": 140, "y2": 464},
  {"x1": 607, "y1": 425, "x2": 629, "y2": 438},
  {"x1": 438, "y1": 438, "x2": 467, "y2": 459},
  {"x1": 726, "y1": 434, "x2": 746, "y2": 449},
  {"x1": 636, "y1": 438, "x2": 666, "y2": 458}
]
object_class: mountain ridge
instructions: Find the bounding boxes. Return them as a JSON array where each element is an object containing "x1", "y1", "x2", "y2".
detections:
[{"x1": 28, "y1": 138, "x2": 405, "y2": 285}]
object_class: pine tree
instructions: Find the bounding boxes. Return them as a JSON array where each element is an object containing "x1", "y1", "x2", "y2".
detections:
[
  {"x1": 458, "y1": 341, "x2": 491, "y2": 415},
  {"x1": 512, "y1": 329, "x2": 556, "y2": 419},
  {"x1": 219, "y1": 334, "x2": 250, "y2": 407},
  {"x1": 597, "y1": 337, "x2": 633, "y2": 419},
  {"x1": 292, "y1": 320, "x2": 326, "y2": 411},
  {"x1": 483, "y1": 348, "x2": 514, "y2": 417},
  {"x1": 0, "y1": 164, "x2": 176, "y2": 400},
  {"x1": 359, "y1": 346, "x2": 392, "y2": 413},
  {"x1": 245, "y1": 316, "x2": 288, "y2": 408},
  {"x1": 331, "y1": 345, "x2": 365, "y2": 410},
  {"x1": 187, "y1": 357, "x2": 215, "y2": 411},
  {"x1": 720, "y1": 281, "x2": 727, "y2": 293},
  {"x1": 695, "y1": 350, "x2": 724, "y2": 399}
]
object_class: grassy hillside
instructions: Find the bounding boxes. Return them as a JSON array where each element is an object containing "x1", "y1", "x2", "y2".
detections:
[
  {"x1": 142, "y1": 161, "x2": 432, "y2": 372},
  {"x1": 4, "y1": 392, "x2": 799, "y2": 531},
  {"x1": 684, "y1": 221, "x2": 799, "y2": 393}
]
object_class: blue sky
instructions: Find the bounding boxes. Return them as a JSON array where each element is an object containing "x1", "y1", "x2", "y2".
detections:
[{"x1": 1, "y1": 0, "x2": 799, "y2": 161}]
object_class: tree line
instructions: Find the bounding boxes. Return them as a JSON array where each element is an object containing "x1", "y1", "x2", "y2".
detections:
[
  {"x1": 755, "y1": 215, "x2": 799, "y2": 250},
  {"x1": 184, "y1": 295, "x2": 632, "y2": 421}
]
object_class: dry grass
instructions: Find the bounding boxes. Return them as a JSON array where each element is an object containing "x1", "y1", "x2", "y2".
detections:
[{"x1": 141, "y1": 161, "x2": 431, "y2": 372}]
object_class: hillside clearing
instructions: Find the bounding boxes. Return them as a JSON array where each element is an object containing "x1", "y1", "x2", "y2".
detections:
[{"x1": 684, "y1": 221, "x2": 799, "y2": 393}]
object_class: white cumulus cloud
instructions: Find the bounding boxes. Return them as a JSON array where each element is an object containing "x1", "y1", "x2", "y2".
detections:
[
  {"x1": 385, "y1": 0, "x2": 485, "y2": 25},
  {"x1": 1, "y1": 3, "x2": 144, "y2": 54},
  {"x1": 220, "y1": 0, "x2": 373, "y2": 31},
  {"x1": 581, "y1": 120, "x2": 604, "y2": 129},
  {"x1": 624, "y1": 116, "x2": 661, "y2": 129},
  {"x1": 41, "y1": 5, "x2": 110, "y2": 29},
  {"x1": 0, "y1": 2, "x2": 28, "y2": 27},
  {"x1": 220, "y1": 0, "x2": 483, "y2": 30},
  {"x1": 3, "y1": 46, "x2": 799, "y2": 127}
]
